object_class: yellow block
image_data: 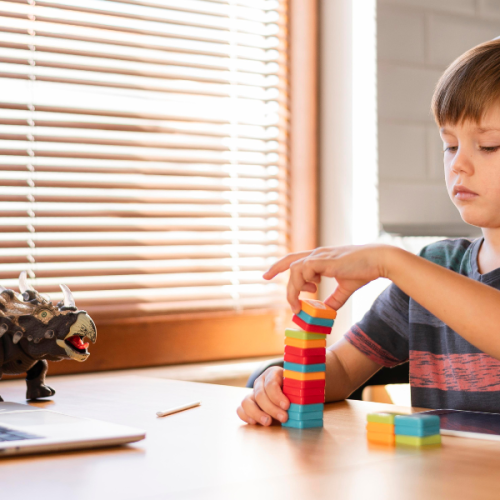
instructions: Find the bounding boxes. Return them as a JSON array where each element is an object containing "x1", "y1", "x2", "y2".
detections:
[
  {"x1": 283, "y1": 370, "x2": 326, "y2": 381},
  {"x1": 284, "y1": 337, "x2": 327, "y2": 349},
  {"x1": 366, "y1": 422, "x2": 394, "y2": 434},
  {"x1": 300, "y1": 299, "x2": 337, "y2": 320}
]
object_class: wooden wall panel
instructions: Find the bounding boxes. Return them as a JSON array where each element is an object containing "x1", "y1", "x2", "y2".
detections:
[{"x1": 27, "y1": 309, "x2": 288, "y2": 376}]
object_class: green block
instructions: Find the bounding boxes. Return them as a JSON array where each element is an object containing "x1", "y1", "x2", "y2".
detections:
[
  {"x1": 367, "y1": 412, "x2": 406, "y2": 424},
  {"x1": 395, "y1": 434, "x2": 441, "y2": 447},
  {"x1": 285, "y1": 328, "x2": 327, "y2": 341}
]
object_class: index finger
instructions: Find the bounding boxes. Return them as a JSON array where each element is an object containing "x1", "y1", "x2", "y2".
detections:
[{"x1": 263, "y1": 251, "x2": 312, "y2": 280}]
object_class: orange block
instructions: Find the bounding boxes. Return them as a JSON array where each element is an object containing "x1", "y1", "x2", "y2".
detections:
[
  {"x1": 300, "y1": 299, "x2": 337, "y2": 320},
  {"x1": 366, "y1": 422, "x2": 395, "y2": 434},
  {"x1": 367, "y1": 432, "x2": 395, "y2": 446},
  {"x1": 284, "y1": 337, "x2": 327, "y2": 349},
  {"x1": 283, "y1": 370, "x2": 326, "y2": 381}
]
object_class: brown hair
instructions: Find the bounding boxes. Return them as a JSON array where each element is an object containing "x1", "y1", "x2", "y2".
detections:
[{"x1": 432, "y1": 39, "x2": 500, "y2": 126}]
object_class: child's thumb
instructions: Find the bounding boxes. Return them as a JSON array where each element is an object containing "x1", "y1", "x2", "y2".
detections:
[{"x1": 324, "y1": 286, "x2": 353, "y2": 311}]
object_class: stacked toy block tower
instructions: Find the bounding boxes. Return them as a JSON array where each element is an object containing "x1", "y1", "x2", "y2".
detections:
[
  {"x1": 282, "y1": 299, "x2": 337, "y2": 429},
  {"x1": 366, "y1": 412, "x2": 398, "y2": 445},
  {"x1": 366, "y1": 412, "x2": 441, "y2": 447},
  {"x1": 394, "y1": 414, "x2": 441, "y2": 446}
]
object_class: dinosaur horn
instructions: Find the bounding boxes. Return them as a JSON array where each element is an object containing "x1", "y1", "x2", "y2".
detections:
[
  {"x1": 19, "y1": 271, "x2": 35, "y2": 294},
  {"x1": 60, "y1": 284, "x2": 76, "y2": 308}
]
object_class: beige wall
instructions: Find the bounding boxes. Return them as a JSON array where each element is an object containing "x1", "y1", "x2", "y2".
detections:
[{"x1": 378, "y1": 0, "x2": 500, "y2": 236}]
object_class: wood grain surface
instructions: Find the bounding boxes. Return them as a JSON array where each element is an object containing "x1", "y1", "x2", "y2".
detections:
[{"x1": 0, "y1": 373, "x2": 499, "y2": 500}]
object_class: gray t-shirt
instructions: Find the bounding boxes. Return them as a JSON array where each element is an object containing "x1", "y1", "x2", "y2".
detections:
[{"x1": 344, "y1": 238, "x2": 500, "y2": 411}]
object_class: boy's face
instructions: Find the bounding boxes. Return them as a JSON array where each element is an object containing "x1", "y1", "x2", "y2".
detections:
[{"x1": 440, "y1": 105, "x2": 500, "y2": 229}]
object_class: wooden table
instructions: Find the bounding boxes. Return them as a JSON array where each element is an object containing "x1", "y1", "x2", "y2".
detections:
[{"x1": 0, "y1": 372, "x2": 499, "y2": 500}]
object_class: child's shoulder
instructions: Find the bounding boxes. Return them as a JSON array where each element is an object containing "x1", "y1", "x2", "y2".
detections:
[{"x1": 419, "y1": 237, "x2": 478, "y2": 273}]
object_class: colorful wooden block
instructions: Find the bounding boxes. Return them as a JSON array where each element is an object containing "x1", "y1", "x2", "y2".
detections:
[
  {"x1": 297, "y1": 310, "x2": 334, "y2": 327},
  {"x1": 284, "y1": 345, "x2": 326, "y2": 357},
  {"x1": 395, "y1": 426, "x2": 440, "y2": 437},
  {"x1": 282, "y1": 418, "x2": 323, "y2": 429},
  {"x1": 292, "y1": 315, "x2": 332, "y2": 334},
  {"x1": 283, "y1": 370, "x2": 326, "y2": 381},
  {"x1": 288, "y1": 403, "x2": 324, "y2": 413},
  {"x1": 394, "y1": 415, "x2": 440, "y2": 434},
  {"x1": 367, "y1": 412, "x2": 405, "y2": 425},
  {"x1": 285, "y1": 328, "x2": 327, "y2": 341},
  {"x1": 287, "y1": 410, "x2": 324, "y2": 421},
  {"x1": 395, "y1": 434, "x2": 441, "y2": 447},
  {"x1": 283, "y1": 386, "x2": 324, "y2": 397},
  {"x1": 283, "y1": 361, "x2": 326, "y2": 373},
  {"x1": 284, "y1": 337, "x2": 327, "y2": 349},
  {"x1": 367, "y1": 432, "x2": 395, "y2": 446},
  {"x1": 366, "y1": 422, "x2": 395, "y2": 434},
  {"x1": 284, "y1": 353, "x2": 326, "y2": 365},
  {"x1": 283, "y1": 378, "x2": 326, "y2": 390},
  {"x1": 286, "y1": 394, "x2": 325, "y2": 405},
  {"x1": 300, "y1": 299, "x2": 337, "y2": 320}
]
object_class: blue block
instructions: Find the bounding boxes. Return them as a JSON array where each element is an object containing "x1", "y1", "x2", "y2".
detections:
[
  {"x1": 395, "y1": 425, "x2": 440, "y2": 437},
  {"x1": 283, "y1": 362, "x2": 326, "y2": 373},
  {"x1": 394, "y1": 415, "x2": 440, "y2": 435},
  {"x1": 288, "y1": 403, "x2": 324, "y2": 413},
  {"x1": 297, "y1": 310, "x2": 334, "y2": 327},
  {"x1": 288, "y1": 410, "x2": 324, "y2": 421},
  {"x1": 282, "y1": 418, "x2": 323, "y2": 429}
]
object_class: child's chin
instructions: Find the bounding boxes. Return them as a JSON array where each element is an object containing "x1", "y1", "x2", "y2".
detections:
[{"x1": 459, "y1": 210, "x2": 492, "y2": 229}]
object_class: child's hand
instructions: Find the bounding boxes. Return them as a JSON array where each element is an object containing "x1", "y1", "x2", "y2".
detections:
[
  {"x1": 236, "y1": 366, "x2": 290, "y2": 425},
  {"x1": 263, "y1": 244, "x2": 392, "y2": 313}
]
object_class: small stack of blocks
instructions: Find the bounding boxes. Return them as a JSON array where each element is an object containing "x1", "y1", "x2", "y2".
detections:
[
  {"x1": 282, "y1": 299, "x2": 337, "y2": 429},
  {"x1": 366, "y1": 412, "x2": 441, "y2": 447}
]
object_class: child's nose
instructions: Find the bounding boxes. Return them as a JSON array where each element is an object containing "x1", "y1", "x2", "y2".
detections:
[{"x1": 450, "y1": 147, "x2": 474, "y2": 175}]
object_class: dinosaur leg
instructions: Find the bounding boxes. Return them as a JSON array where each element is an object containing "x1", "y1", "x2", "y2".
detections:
[{"x1": 26, "y1": 360, "x2": 55, "y2": 400}]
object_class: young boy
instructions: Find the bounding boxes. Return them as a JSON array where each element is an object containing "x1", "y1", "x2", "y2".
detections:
[{"x1": 237, "y1": 39, "x2": 500, "y2": 426}]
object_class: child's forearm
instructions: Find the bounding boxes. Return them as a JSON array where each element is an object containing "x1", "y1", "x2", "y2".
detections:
[
  {"x1": 387, "y1": 247, "x2": 500, "y2": 360},
  {"x1": 325, "y1": 339, "x2": 381, "y2": 402}
]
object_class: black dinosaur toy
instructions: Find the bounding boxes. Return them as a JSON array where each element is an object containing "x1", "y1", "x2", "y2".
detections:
[{"x1": 0, "y1": 272, "x2": 97, "y2": 401}]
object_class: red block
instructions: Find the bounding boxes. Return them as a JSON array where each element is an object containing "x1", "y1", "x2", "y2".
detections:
[
  {"x1": 284, "y1": 378, "x2": 326, "y2": 389},
  {"x1": 284, "y1": 345, "x2": 326, "y2": 357},
  {"x1": 286, "y1": 394, "x2": 325, "y2": 405},
  {"x1": 284, "y1": 353, "x2": 326, "y2": 365},
  {"x1": 292, "y1": 315, "x2": 332, "y2": 334},
  {"x1": 283, "y1": 386, "x2": 325, "y2": 397}
]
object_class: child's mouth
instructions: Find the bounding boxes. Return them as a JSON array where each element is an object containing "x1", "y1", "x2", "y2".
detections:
[{"x1": 453, "y1": 185, "x2": 478, "y2": 201}]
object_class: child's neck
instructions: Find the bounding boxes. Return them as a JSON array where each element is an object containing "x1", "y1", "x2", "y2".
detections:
[{"x1": 478, "y1": 229, "x2": 500, "y2": 274}]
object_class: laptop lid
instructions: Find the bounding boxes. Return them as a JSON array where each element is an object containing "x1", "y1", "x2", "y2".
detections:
[{"x1": 0, "y1": 402, "x2": 145, "y2": 456}]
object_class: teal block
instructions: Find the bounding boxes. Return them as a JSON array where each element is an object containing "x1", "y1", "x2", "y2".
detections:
[
  {"x1": 288, "y1": 403, "x2": 324, "y2": 413},
  {"x1": 283, "y1": 362, "x2": 326, "y2": 373},
  {"x1": 288, "y1": 410, "x2": 324, "y2": 421},
  {"x1": 394, "y1": 414, "x2": 440, "y2": 433},
  {"x1": 395, "y1": 424, "x2": 440, "y2": 437},
  {"x1": 297, "y1": 310, "x2": 334, "y2": 327},
  {"x1": 282, "y1": 418, "x2": 323, "y2": 429}
]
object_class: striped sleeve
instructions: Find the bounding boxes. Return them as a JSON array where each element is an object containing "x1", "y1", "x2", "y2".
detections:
[{"x1": 344, "y1": 283, "x2": 410, "y2": 367}]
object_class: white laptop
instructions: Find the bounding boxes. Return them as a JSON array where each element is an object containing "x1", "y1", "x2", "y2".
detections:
[{"x1": 0, "y1": 402, "x2": 145, "y2": 456}]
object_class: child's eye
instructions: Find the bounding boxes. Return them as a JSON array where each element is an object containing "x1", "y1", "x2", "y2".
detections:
[
  {"x1": 480, "y1": 146, "x2": 500, "y2": 153},
  {"x1": 443, "y1": 146, "x2": 457, "y2": 153}
]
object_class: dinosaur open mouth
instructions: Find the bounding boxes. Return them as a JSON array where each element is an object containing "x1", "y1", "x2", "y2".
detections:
[{"x1": 65, "y1": 335, "x2": 89, "y2": 354}]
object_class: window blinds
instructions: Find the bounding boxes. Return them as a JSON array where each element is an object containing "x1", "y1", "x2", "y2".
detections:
[{"x1": 0, "y1": 0, "x2": 289, "y2": 320}]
